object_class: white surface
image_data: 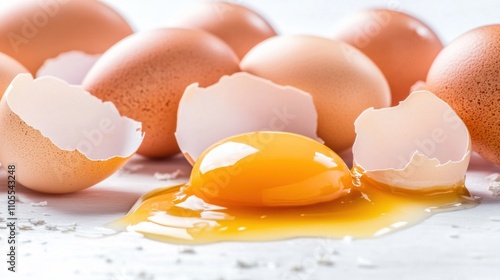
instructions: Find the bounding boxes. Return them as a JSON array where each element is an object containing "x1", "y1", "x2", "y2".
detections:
[
  {"x1": 0, "y1": 0, "x2": 500, "y2": 280},
  {"x1": 0, "y1": 154, "x2": 499, "y2": 280}
]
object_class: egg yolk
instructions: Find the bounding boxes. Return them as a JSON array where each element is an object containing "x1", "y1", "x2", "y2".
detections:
[
  {"x1": 108, "y1": 132, "x2": 476, "y2": 244},
  {"x1": 187, "y1": 132, "x2": 352, "y2": 207}
]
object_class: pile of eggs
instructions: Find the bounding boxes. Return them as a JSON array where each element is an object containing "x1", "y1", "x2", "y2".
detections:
[{"x1": 0, "y1": 0, "x2": 498, "y2": 233}]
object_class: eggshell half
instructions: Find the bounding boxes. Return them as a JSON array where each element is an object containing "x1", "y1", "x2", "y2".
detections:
[
  {"x1": 0, "y1": 74, "x2": 144, "y2": 193},
  {"x1": 175, "y1": 72, "x2": 321, "y2": 164},
  {"x1": 332, "y1": 9, "x2": 443, "y2": 106},
  {"x1": 353, "y1": 90, "x2": 471, "y2": 190},
  {"x1": 82, "y1": 28, "x2": 240, "y2": 158},
  {"x1": 241, "y1": 35, "x2": 391, "y2": 153}
]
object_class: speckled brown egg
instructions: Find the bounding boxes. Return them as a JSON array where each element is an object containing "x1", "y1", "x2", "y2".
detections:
[
  {"x1": 427, "y1": 24, "x2": 500, "y2": 165},
  {"x1": 170, "y1": 1, "x2": 277, "y2": 59},
  {"x1": 0, "y1": 52, "x2": 28, "y2": 99},
  {"x1": 332, "y1": 9, "x2": 443, "y2": 105},
  {"x1": 0, "y1": 0, "x2": 132, "y2": 75},
  {"x1": 240, "y1": 35, "x2": 391, "y2": 153},
  {"x1": 82, "y1": 28, "x2": 240, "y2": 158}
]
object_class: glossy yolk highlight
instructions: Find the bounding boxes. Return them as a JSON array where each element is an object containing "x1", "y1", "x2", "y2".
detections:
[
  {"x1": 108, "y1": 132, "x2": 476, "y2": 244},
  {"x1": 187, "y1": 132, "x2": 352, "y2": 207}
]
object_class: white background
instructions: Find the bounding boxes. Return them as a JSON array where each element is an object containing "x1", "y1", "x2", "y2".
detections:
[{"x1": 1, "y1": 0, "x2": 500, "y2": 280}]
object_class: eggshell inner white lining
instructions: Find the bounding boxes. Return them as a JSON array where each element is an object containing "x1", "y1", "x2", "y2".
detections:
[
  {"x1": 36, "y1": 51, "x2": 101, "y2": 85},
  {"x1": 5, "y1": 74, "x2": 144, "y2": 160},
  {"x1": 175, "y1": 72, "x2": 321, "y2": 162},
  {"x1": 353, "y1": 90, "x2": 471, "y2": 188}
]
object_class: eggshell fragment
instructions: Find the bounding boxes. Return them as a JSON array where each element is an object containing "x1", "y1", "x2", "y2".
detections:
[
  {"x1": 175, "y1": 72, "x2": 320, "y2": 164},
  {"x1": 353, "y1": 91, "x2": 471, "y2": 190},
  {"x1": 331, "y1": 9, "x2": 443, "y2": 105},
  {"x1": 241, "y1": 35, "x2": 391, "y2": 153},
  {"x1": 82, "y1": 28, "x2": 240, "y2": 158},
  {"x1": 0, "y1": 74, "x2": 144, "y2": 193},
  {"x1": 0, "y1": 52, "x2": 29, "y2": 99},
  {"x1": 36, "y1": 51, "x2": 101, "y2": 85}
]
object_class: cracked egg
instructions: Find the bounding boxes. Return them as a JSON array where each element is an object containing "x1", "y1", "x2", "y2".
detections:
[
  {"x1": 0, "y1": 74, "x2": 144, "y2": 193},
  {"x1": 353, "y1": 90, "x2": 471, "y2": 191},
  {"x1": 110, "y1": 91, "x2": 476, "y2": 244},
  {"x1": 175, "y1": 72, "x2": 320, "y2": 164}
]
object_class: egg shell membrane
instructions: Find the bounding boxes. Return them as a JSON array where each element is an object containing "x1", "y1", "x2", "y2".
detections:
[
  {"x1": 240, "y1": 35, "x2": 391, "y2": 152},
  {"x1": 82, "y1": 28, "x2": 241, "y2": 158},
  {"x1": 353, "y1": 90, "x2": 471, "y2": 190},
  {"x1": 0, "y1": 74, "x2": 143, "y2": 193},
  {"x1": 175, "y1": 72, "x2": 321, "y2": 163},
  {"x1": 36, "y1": 51, "x2": 101, "y2": 85}
]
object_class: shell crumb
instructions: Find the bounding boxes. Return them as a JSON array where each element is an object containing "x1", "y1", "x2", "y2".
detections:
[
  {"x1": 486, "y1": 173, "x2": 500, "y2": 198},
  {"x1": 31, "y1": 201, "x2": 48, "y2": 207},
  {"x1": 59, "y1": 224, "x2": 78, "y2": 233},
  {"x1": 488, "y1": 182, "x2": 500, "y2": 198},
  {"x1": 154, "y1": 169, "x2": 183, "y2": 181},
  {"x1": 45, "y1": 224, "x2": 58, "y2": 231},
  {"x1": 235, "y1": 259, "x2": 258, "y2": 269},
  {"x1": 357, "y1": 257, "x2": 376, "y2": 268},
  {"x1": 290, "y1": 265, "x2": 304, "y2": 272},
  {"x1": 120, "y1": 164, "x2": 144, "y2": 174},
  {"x1": 178, "y1": 246, "x2": 196, "y2": 254},
  {"x1": 485, "y1": 173, "x2": 500, "y2": 182},
  {"x1": 317, "y1": 258, "x2": 335, "y2": 266},
  {"x1": 18, "y1": 224, "x2": 33, "y2": 230},
  {"x1": 44, "y1": 223, "x2": 77, "y2": 232},
  {"x1": 29, "y1": 218, "x2": 46, "y2": 226}
]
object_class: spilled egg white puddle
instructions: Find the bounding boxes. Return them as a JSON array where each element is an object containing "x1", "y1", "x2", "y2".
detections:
[{"x1": 107, "y1": 131, "x2": 477, "y2": 244}]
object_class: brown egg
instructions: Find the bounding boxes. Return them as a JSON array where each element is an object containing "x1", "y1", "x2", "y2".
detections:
[
  {"x1": 0, "y1": 52, "x2": 28, "y2": 99},
  {"x1": 0, "y1": 0, "x2": 132, "y2": 75},
  {"x1": 427, "y1": 24, "x2": 500, "y2": 165},
  {"x1": 240, "y1": 35, "x2": 390, "y2": 152},
  {"x1": 82, "y1": 28, "x2": 240, "y2": 158},
  {"x1": 0, "y1": 74, "x2": 143, "y2": 194},
  {"x1": 332, "y1": 9, "x2": 443, "y2": 105},
  {"x1": 170, "y1": 1, "x2": 277, "y2": 59}
]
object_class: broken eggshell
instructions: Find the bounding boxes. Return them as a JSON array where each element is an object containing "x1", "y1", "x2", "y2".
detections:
[
  {"x1": 0, "y1": 74, "x2": 144, "y2": 193},
  {"x1": 353, "y1": 90, "x2": 471, "y2": 190},
  {"x1": 36, "y1": 51, "x2": 101, "y2": 85},
  {"x1": 175, "y1": 72, "x2": 321, "y2": 164}
]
